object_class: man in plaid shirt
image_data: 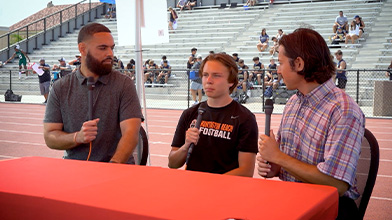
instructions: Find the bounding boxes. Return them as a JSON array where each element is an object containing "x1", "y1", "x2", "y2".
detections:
[{"x1": 257, "y1": 28, "x2": 365, "y2": 219}]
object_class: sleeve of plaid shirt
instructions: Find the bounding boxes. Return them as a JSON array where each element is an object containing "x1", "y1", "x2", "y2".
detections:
[{"x1": 317, "y1": 105, "x2": 365, "y2": 190}]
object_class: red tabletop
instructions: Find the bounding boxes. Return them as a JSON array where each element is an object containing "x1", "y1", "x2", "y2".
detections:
[{"x1": 0, "y1": 157, "x2": 338, "y2": 219}]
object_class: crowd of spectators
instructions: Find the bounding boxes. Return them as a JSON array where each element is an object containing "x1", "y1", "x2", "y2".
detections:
[
  {"x1": 176, "y1": 0, "x2": 197, "y2": 11},
  {"x1": 104, "y1": 4, "x2": 116, "y2": 19},
  {"x1": 328, "y1": 11, "x2": 366, "y2": 48}
]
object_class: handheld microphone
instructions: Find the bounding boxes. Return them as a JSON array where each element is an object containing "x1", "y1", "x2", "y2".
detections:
[
  {"x1": 264, "y1": 99, "x2": 276, "y2": 172},
  {"x1": 186, "y1": 105, "x2": 206, "y2": 165},
  {"x1": 87, "y1": 77, "x2": 95, "y2": 120},
  {"x1": 264, "y1": 99, "x2": 274, "y2": 136}
]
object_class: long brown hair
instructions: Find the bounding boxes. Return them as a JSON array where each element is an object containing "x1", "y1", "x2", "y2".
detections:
[
  {"x1": 199, "y1": 53, "x2": 239, "y2": 93},
  {"x1": 279, "y1": 28, "x2": 335, "y2": 84}
]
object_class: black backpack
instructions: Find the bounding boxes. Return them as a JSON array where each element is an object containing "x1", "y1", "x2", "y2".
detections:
[{"x1": 4, "y1": 89, "x2": 22, "y2": 102}]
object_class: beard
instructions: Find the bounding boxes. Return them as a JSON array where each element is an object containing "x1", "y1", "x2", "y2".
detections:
[{"x1": 85, "y1": 52, "x2": 113, "y2": 76}]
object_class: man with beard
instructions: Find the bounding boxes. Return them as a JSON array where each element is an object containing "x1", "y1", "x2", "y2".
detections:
[{"x1": 43, "y1": 23, "x2": 143, "y2": 164}]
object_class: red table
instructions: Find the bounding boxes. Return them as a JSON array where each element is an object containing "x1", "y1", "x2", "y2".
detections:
[{"x1": 0, "y1": 157, "x2": 338, "y2": 219}]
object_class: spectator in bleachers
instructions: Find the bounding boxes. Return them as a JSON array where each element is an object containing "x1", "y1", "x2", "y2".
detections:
[
  {"x1": 233, "y1": 59, "x2": 250, "y2": 103},
  {"x1": 186, "y1": 0, "x2": 197, "y2": 10},
  {"x1": 269, "y1": 37, "x2": 279, "y2": 56},
  {"x1": 345, "y1": 20, "x2": 360, "y2": 48},
  {"x1": 276, "y1": 29, "x2": 285, "y2": 41},
  {"x1": 335, "y1": 50, "x2": 347, "y2": 91},
  {"x1": 125, "y1": 63, "x2": 135, "y2": 81},
  {"x1": 143, "y1": 59, "x2": 150, "y2": 77},
  {"x1": 386, "y1": 60, "x2": 392, "y2": 80},
  {"x1": 157, "y1": 60, "x2": 172, "y2": 84},
  {"x1": 262, "y1": 58, "x2": 279, "y2": 98},
  {"x1": 147, "y1": 59, "x2": 159, "y2": 83},
  {"x1": 112, "y1": 56, "x2": 124, "y2": 70},
  {"x1": 266, "y1": 58, "x2": 278, "y2": 87},
  {"x1": 4, "y1": 45, "x2": 31, "y2": 79},
  {"x1": 36, "y1": 58, "x2": 51, "y2": 104},
  {"x1": 209, "y1": 51, "x2": 215, "y2": 55},
  {"x1": 329, "y1": 26, "x2": 346, "y2": 44},
  {"x1": 127, "y1": 59, "x2": 136, "y2": 70},
  {"x1": 168, "y1": 7, "x2": 178, "y2": 31},
  {"x1": 353, "y1": 15, "x2": 365, "y2": 38},
  {"x1": 105, "y1": 4, "x2": 116, "y2": 19},
  {"x1": 246, "y1": 0, "x2": 257, "y2": 6},
  {"x1": 257, "y1": 28, "x2": 269, "y2": 53},
  {"x1": 177, "y1": 0, "x2": 187, "y2": 11},
  {"x1": 187, "y1": 47, "x2": 197, "y2": 74},
  {"x1": 190, "y1": 54, "x2": 203, "y2": 105},
  {"x1": 69, "y1": 54, "x2": 81, "y2": 66},
  {"x1": 249, "y1": 56, "x2": 264, "y2": 86},
  {"x1": 125, "y1": 59, "x2": 135, "y2": 80},
  {"x1": 232, "y1": 53, "x2": 240, "y2": 64},
  {"x1": 160, "y1": 55, "x2": 170, "y2": 66},
  {"x1": 52, "y1": 57, "x2": 72, "y2": 78},
  {"x1": 333, "y1": 11, "x2": 348, "y2": 34},
  {"x1": 69, "y1": 54, "x2": 82, "y2": 73}
]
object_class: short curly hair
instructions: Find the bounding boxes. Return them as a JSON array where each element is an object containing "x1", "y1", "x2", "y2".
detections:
[
  {"x1": 78, "y1": 23, "x2": 111, "y2": 44},
  {"x1": 279, "y1": 28, "x2": 335, "y2": 84}
]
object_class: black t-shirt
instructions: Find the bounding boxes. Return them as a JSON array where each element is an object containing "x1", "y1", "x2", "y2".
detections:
[
  {"x1": 187, "y1": 54, "x2": 196, "y2": 69},
  {"x1": 38, "y1": 63, "x2": 51, "y2": 83},
  {"x1": 171, "y1": 101, "x2": 258, "y2": 174},
  {"x1": 238, "y1": 64, "x2": 249, "y2": 81},
  {"x1": 254, "y1": 62, "x2": 262, "y2": 70}
]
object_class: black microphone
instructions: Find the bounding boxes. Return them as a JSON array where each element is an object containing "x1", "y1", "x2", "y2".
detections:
[
  {"x1": 264, "y1": 99, "x2": 274, "y2": 168},
  {"x1": 264, "y1": 99, "x2": 274, "y2": 136},
  {"x1": 87, "y1": 77, "x2": 95, "y2": 121},
  {"x1": 186, "y1": 105, "x2": 206, "y2": 165}
]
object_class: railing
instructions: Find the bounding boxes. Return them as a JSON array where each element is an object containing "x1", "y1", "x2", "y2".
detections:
[
  {"x1": 1, "y1": 68, "x2": 391, "y2": 117},
  {"x1": 0, "y1": 0, "x2": 105, "y2": 62}
]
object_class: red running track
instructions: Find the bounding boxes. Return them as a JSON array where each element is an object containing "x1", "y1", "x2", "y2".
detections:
[{"x1": 0, "y1": 103, "x2": 391, "y2": 219}]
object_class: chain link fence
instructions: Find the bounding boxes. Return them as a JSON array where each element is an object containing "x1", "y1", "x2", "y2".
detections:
[{"x1": 0, "y1": 68, "x2": 391, "y2": 117}]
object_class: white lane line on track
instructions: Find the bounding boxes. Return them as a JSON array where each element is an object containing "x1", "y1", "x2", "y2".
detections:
[
  {"x1": 377, "y1": 175, "x2": 392, "y2": 178},
  {"x1": 0, "y1": 129, "x2": 42, "y2": 135},
  {"x1": 0, "y1": 155, "x2": 20, "y2": 159},
  {"x1": 0, "y1": 140, "x2": 46, "y2": 146},
  {"x1": 0, "y1": 121, "x2": 43, "y2": 127},
  {"x1": 371, "y1": 197, "x2": 392, "y2": 201}
]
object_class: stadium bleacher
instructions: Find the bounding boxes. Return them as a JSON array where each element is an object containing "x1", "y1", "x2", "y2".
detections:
[{"x1": 1, "y1": 0, "x2": 391, "y2": 107}]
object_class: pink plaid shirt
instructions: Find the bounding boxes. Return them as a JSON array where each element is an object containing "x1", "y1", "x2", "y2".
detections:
[{"x1": 277, "y1": 79, "x2": 365, "y2": 199}]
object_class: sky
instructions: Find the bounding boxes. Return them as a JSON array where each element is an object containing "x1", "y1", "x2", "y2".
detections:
[{"x1": 0, "y1": 0, "x2": 100, "y2": 27}]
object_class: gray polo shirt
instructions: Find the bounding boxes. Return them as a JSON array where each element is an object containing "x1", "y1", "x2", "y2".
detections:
[{"x1": 44, "y1": 69, "x2": 143, "y2": 162}]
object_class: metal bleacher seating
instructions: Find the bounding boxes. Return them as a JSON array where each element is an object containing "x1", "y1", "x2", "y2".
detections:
[{"x1": 2, "y1": 0, "x2": 390, "y2": 108}]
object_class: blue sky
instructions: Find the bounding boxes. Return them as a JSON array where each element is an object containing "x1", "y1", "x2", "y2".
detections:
[{"x1": 0, "y1": 0, "x2": 100, "y2": 27}]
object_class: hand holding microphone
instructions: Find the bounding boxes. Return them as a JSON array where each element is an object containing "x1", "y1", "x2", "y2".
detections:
[
  {"x1": 258, "y1": 99, "x2": 280, "y2": 178},
  {"x1": 74, "y1": 118, "x2": 100, "y2": 144},
  {"x1": 186, "y1": 105, "x2": 206, "y2": 165}
]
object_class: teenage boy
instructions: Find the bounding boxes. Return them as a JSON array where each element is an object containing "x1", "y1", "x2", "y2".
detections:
[{"x1": 169, "y1": 53, "x2": 258, "y2": 177}]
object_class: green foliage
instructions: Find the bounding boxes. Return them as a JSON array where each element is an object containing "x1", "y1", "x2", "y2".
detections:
[{"x1": 10, "y1": 34, "x2": 24, "y2": 45}]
